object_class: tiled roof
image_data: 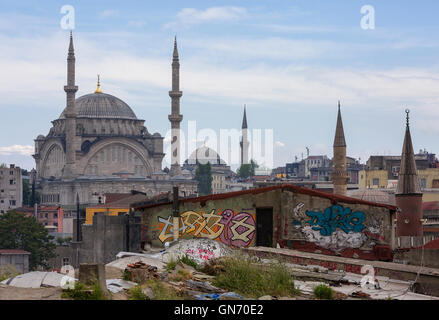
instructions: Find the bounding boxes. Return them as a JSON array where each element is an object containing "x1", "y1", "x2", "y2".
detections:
[
  {"x1": 0, "y1": 249, "x2": 30, "y2": 255},
  {"x1": 133, "y1": 184, "x2": 398, "y2": 211},
  {"x1": 423, "y1": 201, "x2": 439, "y2": 211}
]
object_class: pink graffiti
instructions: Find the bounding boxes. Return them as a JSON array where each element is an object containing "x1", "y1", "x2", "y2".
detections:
[
  {"x1": 186, "y1": 248, "x2": 215, "y2": 261},
  {"x1": 219, "y1": 209, "x2": 256, "y2": 247}
]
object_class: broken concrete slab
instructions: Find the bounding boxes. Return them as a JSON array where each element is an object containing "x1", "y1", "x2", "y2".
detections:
[
  {"x1": 106, "y1": 279, "x2": 137, "y2": 293},
  {"x1": 1, "y1": 271, "x2": 75, "y2": 289}
]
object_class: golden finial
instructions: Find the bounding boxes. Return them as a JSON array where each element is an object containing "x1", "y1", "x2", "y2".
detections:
[{"x1": 94, "y1": 74, "x2": 103, "y2": 94}]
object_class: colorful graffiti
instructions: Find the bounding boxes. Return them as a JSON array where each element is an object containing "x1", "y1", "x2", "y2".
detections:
[
  {"x1": 154, "y1": 209, "x2": 256, "y2": 247},
  {"x1": 305, "y1": 204, "x2": 366, "y2": 236}
]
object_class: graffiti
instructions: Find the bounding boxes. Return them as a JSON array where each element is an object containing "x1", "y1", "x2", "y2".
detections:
[
  {"x1": 186, "y1": 248, "x2": 215, "y2": 261},
  {"x1": 293, "y1": 202, "x2": 305, "y2": 218},
  {"x1": 155, "y1": 209, "x2": 256, "y2": 247},
  {"x1": 305, "y1": 205, "x2": 366, "y2": 236}
]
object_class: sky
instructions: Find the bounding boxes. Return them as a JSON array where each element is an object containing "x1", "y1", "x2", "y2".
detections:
[{"x1": 1, "y1": 0, "x2": 439, "y2": 171}]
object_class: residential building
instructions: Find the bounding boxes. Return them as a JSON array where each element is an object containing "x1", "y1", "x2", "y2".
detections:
[{"x1": 0, "y1": 164, "x2": 23, "y2": 214}]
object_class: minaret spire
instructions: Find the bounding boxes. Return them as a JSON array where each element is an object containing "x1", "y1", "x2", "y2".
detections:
[
  {"x1": 63, "y1": 31, "x2": 79, "y2": 180},
  {"x1": 95, "y1": 74, "x2": 103, "y2": 93},
  {"x1": 395, "y1": 109, "x2": 423, "y2": 246},
  {"x1": 240, "y1": 105, "x2": 249, "y2": 165},
  {"x1": 169, "y1": 36, "x2": 183, "y2": 176},
  {"x1": 331, "y1": 101, "x2": 348, "y2": 195}
]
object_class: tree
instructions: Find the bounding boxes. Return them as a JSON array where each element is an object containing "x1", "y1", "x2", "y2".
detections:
[
  {"x1": 22, "y1": 179, "x2": 31, "y2": 206},
  {"x1": 237, "y1": 160, "x2": 259, "y2": 179},
  {"x1": 0, "y1": 211, "x2": 56, "y2": 270},
  {"x1": 194, "y1": 162, "x2": 213, "y2": 196}
]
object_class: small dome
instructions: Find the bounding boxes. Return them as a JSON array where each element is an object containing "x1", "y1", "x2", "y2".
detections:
[
  {"x1": 59, "y1": 92, "x2": 137, "y2": 120},
  {"x1": 348, "y1": 189, "x2": 396, "y2": 205},
  {"x1": 186, "y1": 146, "x2": 227, "y2": 165}
]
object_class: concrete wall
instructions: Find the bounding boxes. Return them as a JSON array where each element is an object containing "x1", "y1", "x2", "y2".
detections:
[
  {"x1": 49, "y1": 213, "x2": 141, "y2": 269},
  {"x1": 140, "y1": 188, "x2": 395, "y2": 260}
]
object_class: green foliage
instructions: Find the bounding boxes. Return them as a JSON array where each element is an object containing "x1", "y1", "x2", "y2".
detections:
[
  {"x1": 62, "y1": 281, "x2": 108, "y2": 300},
  {"x1": 313, "y1": 284, "x2": 334, "y2": 300},
  {"x1": 22, "y1": 179, "x2": 31, "y2": 206},
  {"x1": 237, "y1": 160, "x2": 258, "y2": 179},
  {"x1": 212, "y1": 257, "x2": 299, "y2": 298},
  {"x1": 147, "y1": 279, "x2": 185, "y2": 300},
  {"x1": 166, "y1": 259, "x2": 178, "y2": 272},
  {"x1": 194, "y1": 162, "x2": 212, "y2": 196},
  {"x1": 122, "y1": 269, "x2": 132, "y2": 281},
  {"x1": 0, "y1": 211, "x2": 56, "y2": 270},
  {"x1": 179, "y1": 254, "x2": 198, "y2": 270},
  {"x1": 128, "y1": 286, "x2": 149, "y2": 300},
  {"x1": 56, "y1": 237, "x2": 72, "y2": 246},
  {"x1": 0, "y1": 264, "x2": 19, "y2": 282}
]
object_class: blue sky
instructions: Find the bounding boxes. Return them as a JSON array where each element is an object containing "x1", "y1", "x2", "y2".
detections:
[{"x1": 1, "y1": 0, "x2": 439, "y2": 170}]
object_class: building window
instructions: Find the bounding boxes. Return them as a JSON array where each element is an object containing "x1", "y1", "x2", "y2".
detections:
[
  {"x1": 9, "y1": 200, "x2": 16, "y2": 206},
  {"x1": 373, "y1": 178, "x2": 379, "y2": 186},
  {"x1": 421, "y1": 178, "x2": 427, "y2": 189},
  {"x1": 62, "y1": 257, "x2": 70, "y2": 266},
  {"x1": 10, "y1": 171, "x2": 14, "y2": 175},
  {"x1": 9, "y1": 180, "x2": 14, "y2": 185}
]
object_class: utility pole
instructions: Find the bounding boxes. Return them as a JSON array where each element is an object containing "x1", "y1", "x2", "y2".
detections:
[
  {"x1": 76, "y1": 193, "x2": 81, "y2": 242},
  {"x1": 172, "y1": 186, "x2": 179, "y2": 242}
]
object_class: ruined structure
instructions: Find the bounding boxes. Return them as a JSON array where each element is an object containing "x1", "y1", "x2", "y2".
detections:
[{"x1": 135, "y1": 184, "x2": 397, "y2": 261}]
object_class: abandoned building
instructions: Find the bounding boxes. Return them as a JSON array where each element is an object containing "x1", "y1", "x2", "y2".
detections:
[{"x1": 134, "y1": 184, "x2": 398, "y2": 261}]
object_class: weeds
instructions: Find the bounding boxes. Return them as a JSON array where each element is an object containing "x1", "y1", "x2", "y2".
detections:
[
  {"x1": 147, "y1": 279, "x2": 187, "y2": 300},
  {"x1": 0, "y1": 264, "x2": 19, "y2": 282},
  {"x1": 169, "y1": 269, "x2": 192, "y2": 282},
  {"x1": 61, "y1": 281, "x2": 108, "y2": 300},
  {"x1": 128, "y1": 286, "x2": 149, "y2": 300},
  {"x1": 166, "y1": 259, "x2": 178, "y2": 272},
  {"x1": 313, "y1": 284, "x2": 334, "y2": 300},
  {"x1": 212, "y1": 257, "x2": 299, "y2": 298}
]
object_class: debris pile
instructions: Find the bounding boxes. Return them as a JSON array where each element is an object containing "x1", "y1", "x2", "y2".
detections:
[{"x1": 124, "y1": 261, "x2": 160, "y2": 283}]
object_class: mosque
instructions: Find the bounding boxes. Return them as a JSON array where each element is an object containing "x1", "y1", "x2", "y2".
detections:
[{"x1": 32, "y1": 33, "x2": 198, "y2": 215}]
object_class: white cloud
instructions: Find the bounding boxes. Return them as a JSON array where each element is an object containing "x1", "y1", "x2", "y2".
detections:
[
  {"x1": 165, "y1": 6, "x2": 247, "y2": 28},
  {"x1": 99, "y1": 10, "x2": 119, "y2": 19},
  {"x1": 275, "y1": 141, "x2": 285, "y2": 147},
  {"x1": 0, "y1": 145, "x2": 33, "y2": 156},
  {"x1": 128, "y1": 20, "x2": 147, "y2": 28}
]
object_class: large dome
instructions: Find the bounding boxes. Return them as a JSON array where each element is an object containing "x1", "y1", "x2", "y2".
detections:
[{"x1": 59, "y1": 92, "x2": 137, "y2": 120}]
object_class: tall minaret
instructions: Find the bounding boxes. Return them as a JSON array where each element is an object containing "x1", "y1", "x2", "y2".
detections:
[
  {"x1": 168, "y1": 36, "x2": 183, "y2": 177},
  {"x1": 331, "y1": 101, "x2": 349, "y2": 196},
  {"x1": 240, "y1": 105, "x2": 249, "y2": 165},
  {"x1": 395, "y1": 110, "x2": 423, "y2": 246},
  {"x1": 63, "y1": 31, "x2": 79, "y2": 179}
]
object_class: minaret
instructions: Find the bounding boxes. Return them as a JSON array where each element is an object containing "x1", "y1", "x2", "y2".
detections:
[
  {"x1": 168, "y1": 36, "x2": 183, "y2": 177},
  {"x1": 63, "y1": 31, "x2": 79, "y2": 179},
  {"x1": 331, "y1": 101, "x2": 349, "y2": 196},
  {"x1": 395, "y1": 109, "x2": 423, "y2": 246},
  {"x1": 240, "y1": 105, "x2": 249, "y2": 165}
]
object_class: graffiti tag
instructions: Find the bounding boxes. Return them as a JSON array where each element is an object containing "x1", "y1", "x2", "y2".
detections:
[
  {"x1": 305, "y1": 204, "x2": 366, "y2": 236},
  {"x1": 155, "y1": 209, "x2": 256, "y2": 247}
]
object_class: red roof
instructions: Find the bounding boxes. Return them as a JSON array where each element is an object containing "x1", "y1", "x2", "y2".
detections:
[
  {"x1": 104, "y1": 193, "x2": 132, "y2": 204},
  {"x1": 423, "y1": 201, "x2": 439, "y2": 211},
  {"x1": 424, "y1": 238, "x2": 439, "y2": 249},
  {"x1": 133, "y1": 184, "x2": 398, "y2": 211},
  {"x1": 0, "y1": 249, "x2": 30, "y2": 255}
]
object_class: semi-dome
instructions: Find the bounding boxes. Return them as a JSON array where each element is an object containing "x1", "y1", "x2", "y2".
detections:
[{"x1": 59, "y1": 92, "x2": 138, "y2": 120}]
